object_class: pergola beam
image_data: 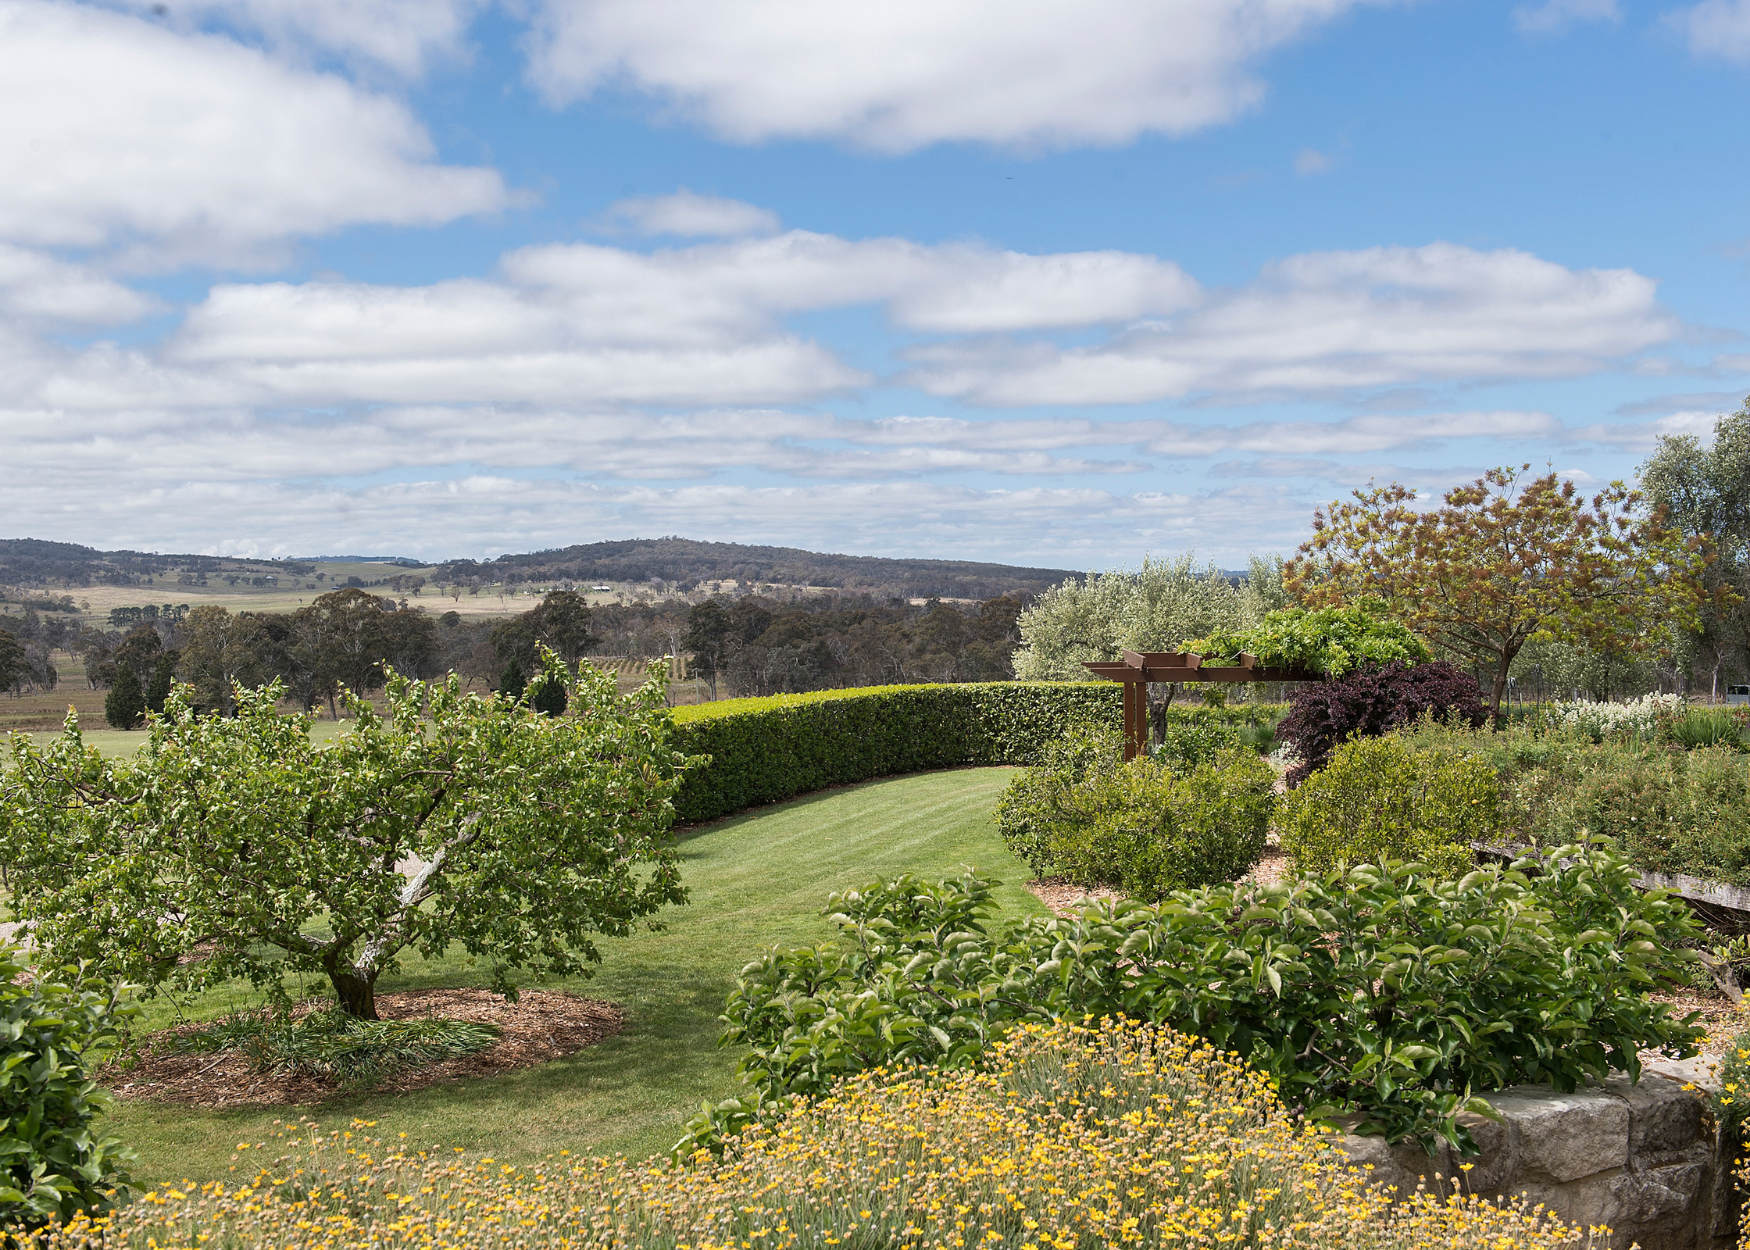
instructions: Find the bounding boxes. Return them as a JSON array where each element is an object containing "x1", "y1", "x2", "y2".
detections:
[{"x1": 1082, "y1": 650, "x2": 1316, "y2": 760}]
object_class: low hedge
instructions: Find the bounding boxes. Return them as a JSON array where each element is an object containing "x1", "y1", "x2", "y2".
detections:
[{"x1": 666, "y1": 683, "x2": 1283, "y2": 824}]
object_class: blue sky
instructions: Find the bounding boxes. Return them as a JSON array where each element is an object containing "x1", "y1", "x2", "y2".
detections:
[{"x1": 4, "y1": 0, "x2": 1749, "y2": 569}]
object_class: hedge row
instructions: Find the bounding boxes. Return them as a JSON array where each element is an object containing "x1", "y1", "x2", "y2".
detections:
[{"x1": 665, "y1": 683, "x2": 1285, "y2": 824}]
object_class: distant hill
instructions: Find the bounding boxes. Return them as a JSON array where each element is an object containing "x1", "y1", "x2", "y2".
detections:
[
  {"x1": 440, "y1": 538, "x2": 1080, "y2": 599},
  {"x1": 0, "y1": 538, "x2": 315, "y2": 587},
  {"x1": 0, "y1": 536, "x2": 1081, "y2": 600}
]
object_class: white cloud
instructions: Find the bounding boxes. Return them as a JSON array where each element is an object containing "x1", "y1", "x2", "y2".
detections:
[
  {"x1": 54, "y1": 231, "x2": 1195, "y2": 409},
  {"x1": 1666, "y1": 0, "x2": 1750, "y2": 60},
  {"x1": 525, "y1": 0, "x2": 1405, "y2": 152},
  {"x1": 599, "y1": 190, "x2": 781, "y2": 238},
  {"x1": 0, "y1": 245, "x2": 158, "y2": 323},
  {"x1": 0, "y1": 0, "x2": 509, "y2": 264},
  {"x1": 1294, "y1": 148, "x2": 1333, "y2": 175},
  {"x1": 112, "y1": 0, "x2": 486, "y2": 76},
  {"x1": 1513, "y1": 0, "x2": 1619, "y2": 33},
  {"x1": 0, "y1": 471, "x2": 1314, "y2": 567},
  {"x1": 909, "y1": 243, "x2": 1676, "y2": 405}
]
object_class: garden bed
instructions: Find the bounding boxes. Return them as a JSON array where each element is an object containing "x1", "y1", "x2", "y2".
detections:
[{"x1": 106, "y1": 989, "x2": 624, "y2": 1108}]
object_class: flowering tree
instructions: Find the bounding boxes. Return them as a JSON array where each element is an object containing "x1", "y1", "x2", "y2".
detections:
[
  {"x1": 1285, "y1": 465, "x2": 1712, "y2": 713},
  {"x1": 1, "y1": 652, "x2": 696, "y2": 1018}
]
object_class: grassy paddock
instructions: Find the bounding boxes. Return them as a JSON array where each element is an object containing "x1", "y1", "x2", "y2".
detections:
[{"x1": 101, "y1": 766, "x2": 1040, "y2": 1187}]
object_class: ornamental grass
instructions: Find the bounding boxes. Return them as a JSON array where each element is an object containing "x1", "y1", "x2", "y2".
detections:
[{"x1": 39, "y1": 1018, "x2": 1594, "y2": 1250}]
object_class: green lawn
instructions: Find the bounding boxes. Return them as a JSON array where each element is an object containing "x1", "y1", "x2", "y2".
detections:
[{"x1": 104, "y1": 766, "x2": 1040, "y2": 1186}]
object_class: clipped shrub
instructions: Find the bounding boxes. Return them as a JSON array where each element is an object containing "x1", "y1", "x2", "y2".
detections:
[
  {"x1": 709, "y1": 839, "x2": 1700, "y2": 1154},
  {"x1": 668, "y1": 682, "x2": 1122, "y2": 823},
  {"x1": 670, "y1": 685, "x2": 1289, "y2": 826},
  {"x1": 47, "y1": 1022, "x2": 1589, "y2": 1250},
  {"x1": 1278, "y1": 735, "x2": 1498, "y2": 879},
  {"x1": 1185, "y1": 602, "x2": 1431, "y2": 677},
  {"x1": 1278, "y1": 659, "x2": 1485, "y2": 784},
  {"x1": 1051, "y1": 748, "x2": 1277, "y2": 899},
  {"x1": 1153, "y1": 717, "x2": 1245, "y2": 768},
  {"x1": 0, "y1": 940, "x2": 135, "y2": 1229},
  {"x1": 993, "y1": 722, "x2": 1124, "y2": 875}
]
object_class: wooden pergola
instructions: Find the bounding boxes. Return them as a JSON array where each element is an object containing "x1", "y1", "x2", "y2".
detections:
[{"x1": 1083, "y1": 650, "x2": 1316, "y2": 760}]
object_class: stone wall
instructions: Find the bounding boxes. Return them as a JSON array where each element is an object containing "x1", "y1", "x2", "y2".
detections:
[{"x1": 1340, "y1": 1057, "x2": 1731, "y2": 1250}]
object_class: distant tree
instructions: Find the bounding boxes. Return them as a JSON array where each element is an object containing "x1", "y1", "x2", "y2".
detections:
[
  {"x1": 682, "y1": 600, "x2": 732, "y2": 698},
  {"x1": 286, "y1": 588, "x2": 432, "y2": 717},
  {"x1": 103, "y1": 667, "x2": 144, "y2": 729},
  {"x1": 144, "y1": 651, "x2": 179, "y2": 715},
  {"x1": 0, "y1": 627, "x2": 23, "y2": 693},
  {"x1": 1286, "y1": 465, "x2": 1715, "y2": 713},
  {"x1": 3, "y1": 658, "x2": 695, "y2": 1019},
  {"x1": 499, "y1": 658, "x2": 527, "y2": 701},
  {"x1": 1640, "y1": 398, "x2": 1750, "y2": 695},
  {"x1": 177, "y1": 606, "x2": 273, "y2": 716},
  {"x1": 1013, "y1": 554, "x2": 1281, "y2": 681},
  {"x1": 110, "y1": 623, "x2": 162, "y2": 686},
  {"x1": 493, "y1": 591, "x2": 595, "y2": 670},
  {"x1": 528, "y1": 671, "x2": 568, "y2": 716}
]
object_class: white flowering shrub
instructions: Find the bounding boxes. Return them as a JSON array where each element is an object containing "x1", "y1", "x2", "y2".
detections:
[{"x1": 1545, "y1": 693, "x2": 1683, "y2": 741}]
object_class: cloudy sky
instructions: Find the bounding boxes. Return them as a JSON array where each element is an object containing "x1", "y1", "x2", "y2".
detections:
[{"x1": 4, "y1": 0, "x2": 1749, "y2": 566}]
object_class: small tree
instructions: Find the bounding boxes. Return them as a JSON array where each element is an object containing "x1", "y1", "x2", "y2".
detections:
[
  {"x1": 528, "y1": 671, "x2": 568, "y2": 716},
  {"x1": 498, "y1": 657, "x2": 527, "y2": 701},
  {"x1": 102, "y1": 666, "x2": 145, "y2": 729},
  {"x1": 2, "y1": 653, "x2": 697, "y2": 1019},
  {"x1": 1286, "y1": 465, "x2": 1713, "y2": 713}
]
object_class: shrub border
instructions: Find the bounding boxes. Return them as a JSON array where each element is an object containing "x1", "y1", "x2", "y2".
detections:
[{"x1": 667, "y1": 683, "x2": 1283, "y2": 825}]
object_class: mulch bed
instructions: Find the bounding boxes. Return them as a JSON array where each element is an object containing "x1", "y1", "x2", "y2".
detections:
[
  {"x1": 104, "y1": 989, "x2": 624, "y2": 1108},
  {"x1": 1025, "y1": 842, "x2": 1289, "y2": 918}
]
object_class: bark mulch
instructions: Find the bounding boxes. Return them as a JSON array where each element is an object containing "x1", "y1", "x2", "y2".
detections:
[
  {"x1": 104, "y1": 988, "x2": 624, "y2": 1108},
  {"x1": 1025, "y1": 843, "x2": 1289, "y2": 918}
]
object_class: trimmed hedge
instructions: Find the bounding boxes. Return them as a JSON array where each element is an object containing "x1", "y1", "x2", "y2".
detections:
[{"x1": 666, "y1": 683, "x2": 1283, "y2": 824}]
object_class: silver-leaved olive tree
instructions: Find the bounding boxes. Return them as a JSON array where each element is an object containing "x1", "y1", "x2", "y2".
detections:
[{"x1": 1, "y1": 651, "x2": 697, "y2": 1018}]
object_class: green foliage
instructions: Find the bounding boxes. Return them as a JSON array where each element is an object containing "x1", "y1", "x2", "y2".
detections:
[
  {"x1": 498, "y1": 658, "x2": 527, "y2": 701},
  {"x1": 992, "y1": 723, "x2": 1124, "y2": 875},
  {"x1": 1154, "y1": 717, "x2": 1248, "y2": 769},
  {"x1": 527, "y1": 672, "x2": 568, "y2": 716},
  {"x1": 1052, "y1": 749, "x2": 1277, "y2": 900},
  {"x1": 1185, "y1": 603, "x2": 1431, "y2": 678},
  {"x1": 1668, "y1": 706, "x2": 1748, "y2": 749},
  {"x1": 1011, "y1": 553, "x2": 1286, "y2": 681},
  {"x1": 669, "y1": 682, "x2": 1283, "y2": 825},
  {"x1": 101, "y1": 667, "x2": 143, "y2": 730},
  {"x1": 1, "y1": 653, "x2": 697, "y2": 1019},
  {"x1": 1572, "y1": 745, "x2": 1750, "y2": 884},
  {"x1": 1706, "y1": 1030, "x2": 1750, "y2": 1150},
  {"x1": 701, "y1": 840, "x2": 1700, "y2": 1155},
  {"x1": 1399, "y1": 716, "x2": 1750, "y2": 885},
  {"x1": 1278, "y1": 735, "x2": 1499, "y2": 880},
  {"x1": 143, "y1": 654, "x2": 176, "y2": 716},
  {"x1": 995, "y1": 729, "x2": 1275, "y2": 895},
  {"x1": 165, "y1": 1008, "x2": 499, "y2": 1089},
  {"x1": 668, "y1": 682, "x2": 1118, "y2": 823},
  {"x1": 0, "y1": 941, "x2": 135, "y2": 1228}
]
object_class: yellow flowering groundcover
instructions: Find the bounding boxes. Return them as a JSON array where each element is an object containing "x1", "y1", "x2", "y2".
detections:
[{"x1": 38, "y1": 1019, "x2": 1595, "y2": 1250}]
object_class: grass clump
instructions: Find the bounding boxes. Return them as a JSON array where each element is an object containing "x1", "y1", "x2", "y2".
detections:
[
  {"x1": 163, "y1": 1006, "x2": 499, "y2": 1088},
  {"x1": 40, "y1": 1018, "x2": 1597, "y2": 1250}
]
